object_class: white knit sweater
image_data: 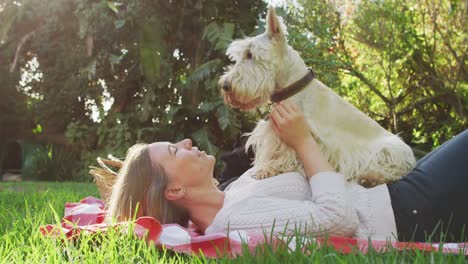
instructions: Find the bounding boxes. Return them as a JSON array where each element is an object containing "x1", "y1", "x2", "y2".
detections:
[{"x1": 205, "y1": 168, "x2": 398, "y2": 241}]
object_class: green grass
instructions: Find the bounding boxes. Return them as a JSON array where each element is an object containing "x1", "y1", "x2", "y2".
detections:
[{"x1": 0, "y1": 181, "x2": 466, "y2": 263}]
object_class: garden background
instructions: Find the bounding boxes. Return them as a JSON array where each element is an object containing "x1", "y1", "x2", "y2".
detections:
[
  {"x1": 0, "y1": 0, "x2": 466, "y2": 182},
  {"x1": 0, "y1": 0, "x2": 467, "y2": 262}
]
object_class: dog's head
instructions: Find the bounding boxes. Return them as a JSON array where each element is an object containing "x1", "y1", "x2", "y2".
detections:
[{"x1": 219, "y1": 6, "x2": 299, "y2": 111}]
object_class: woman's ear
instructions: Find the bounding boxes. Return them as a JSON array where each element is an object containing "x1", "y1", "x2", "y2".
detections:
[{"x1": 164, "y1": 182, "x2": 185, "y2": 201}]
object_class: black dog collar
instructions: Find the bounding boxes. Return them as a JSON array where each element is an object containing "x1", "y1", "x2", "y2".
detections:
[{"x1": 269, "y1": 68, "x2": 316, "y2": 103}]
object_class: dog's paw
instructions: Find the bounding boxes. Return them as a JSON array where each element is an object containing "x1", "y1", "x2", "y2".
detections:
[{"x1": 357, "y1": 173, "x2": 387, "y2": 188}]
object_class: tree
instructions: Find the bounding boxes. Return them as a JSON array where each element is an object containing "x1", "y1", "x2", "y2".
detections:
[
  {"x1": 285, "y1": 0, "x2": 467, "y2": 150},
  {"x1": 0, "y1": 0, "x2": 265, "y2": 180},
  {"x1": 1, "y1": 0, "x2": 466, "y2": 180}
]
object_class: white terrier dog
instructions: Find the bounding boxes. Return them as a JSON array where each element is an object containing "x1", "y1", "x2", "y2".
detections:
[{"x1": 219, "y1": 6, "x2": 416, "y2": 186}]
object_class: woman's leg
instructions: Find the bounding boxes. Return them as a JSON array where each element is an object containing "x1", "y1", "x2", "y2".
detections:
[{"x1": 387, "y1": 129, "x2": 468, "y2": 242}]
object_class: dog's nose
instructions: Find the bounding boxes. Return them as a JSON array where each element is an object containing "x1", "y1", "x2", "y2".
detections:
[{"x1": 222, "y1": 81, "x2": 231, "y2": 92}]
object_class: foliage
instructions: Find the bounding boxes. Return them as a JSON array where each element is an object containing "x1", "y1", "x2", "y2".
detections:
[
  {"x1": 285, "y1": 0, "x2": 467, "y2": 148},
  {"x1": 0, "y1": 0, "x2": 466, "y2": 180},
  {"x1": 0, "y1": 0, "x2": 264, "y2": 180},
  {"x1": 20, "y1": 143, "x2": 79, "y2": 181}
]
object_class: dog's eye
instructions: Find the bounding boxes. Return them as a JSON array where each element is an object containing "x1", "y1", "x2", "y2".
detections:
[{"x1": 246, "y1": 51, "x2": 253, "y2": 59}]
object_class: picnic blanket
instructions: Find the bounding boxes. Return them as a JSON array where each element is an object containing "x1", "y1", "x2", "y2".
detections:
[{"x1": 40, "y1": 196, "x2": 467, "y2": 258}]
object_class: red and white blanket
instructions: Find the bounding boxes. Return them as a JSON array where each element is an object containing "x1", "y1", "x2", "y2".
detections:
[{"x1": 40, "y1": 196, "x2": 467, "y2": 258}]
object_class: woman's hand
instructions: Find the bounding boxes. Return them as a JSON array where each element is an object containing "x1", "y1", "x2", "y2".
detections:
[
  {"x1": 270, "y1": 100, "x2": 334, "y2": 177},
  {"x1": 270, "y1": 101, "x2": 314, "y2": 151}
]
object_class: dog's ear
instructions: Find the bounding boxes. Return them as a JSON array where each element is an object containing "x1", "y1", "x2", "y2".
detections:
[{"x1": 266, "y1": 5, "x2": 287, "y2": 42}]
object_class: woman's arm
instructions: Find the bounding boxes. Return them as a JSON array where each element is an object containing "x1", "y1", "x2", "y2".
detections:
[
  {"x1": 224, "y1": 173, "x2": 359, "y2": 237},
  {"x1": 221, "y1": 101, "x2": 357, "y2": 237},
  {"x1": 270, "y1": 101, "x2": 334, "y2": 178}
]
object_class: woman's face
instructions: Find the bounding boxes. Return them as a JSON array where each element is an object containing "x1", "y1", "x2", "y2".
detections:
[{"x1": 148, "y1": 139, "x2": 216, "y2": 187}]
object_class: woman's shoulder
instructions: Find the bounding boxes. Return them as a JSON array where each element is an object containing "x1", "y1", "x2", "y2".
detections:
[
  {"x1": 227, "y1": 168, "x2": 307, "y2": 189},
  {"x1": 223, "y1": 167, "x2": 257, "y2": 191},
  {"x1": 242, "y1": 167, "x2": 305, "y2": 181},
  {"x1": 224, "y1": 169, "x2": 311, "y2": 201}
]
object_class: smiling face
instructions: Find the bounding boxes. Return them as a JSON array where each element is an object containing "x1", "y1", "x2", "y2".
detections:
[
  {"x1": 148, "y1": 139, "x2": 216, "y2": 188},
  {"x1": 219, "y1": 6, "x2": 289, "y2": 111}
]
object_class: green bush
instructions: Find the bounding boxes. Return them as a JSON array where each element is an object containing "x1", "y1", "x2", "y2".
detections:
[{"x1": 21, "y1": 142, "x2": 80, "y2": 181}]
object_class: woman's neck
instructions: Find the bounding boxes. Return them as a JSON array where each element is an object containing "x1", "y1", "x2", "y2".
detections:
[{"x1": 178, "y1": 185, "x2": 225, "y2": 233}]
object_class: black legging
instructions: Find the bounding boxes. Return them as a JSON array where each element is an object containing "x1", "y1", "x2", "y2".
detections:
[{"x1": 387, "y1": 129, "x2": 468, "y2": 242}]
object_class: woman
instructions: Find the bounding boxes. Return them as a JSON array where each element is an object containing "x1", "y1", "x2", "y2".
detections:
[{"x1": 107, "y1": 101, "x2": 468, "y2": 242}]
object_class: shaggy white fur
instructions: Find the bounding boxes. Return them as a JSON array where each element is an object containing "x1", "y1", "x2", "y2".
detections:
[{"x1": 219, "y1": 6, "x2": 416, "y2": 184}]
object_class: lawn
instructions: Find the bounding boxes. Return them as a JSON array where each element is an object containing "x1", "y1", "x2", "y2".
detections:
[{"x1": 0, "y1": 181, "x2": 466, "y2": 263}]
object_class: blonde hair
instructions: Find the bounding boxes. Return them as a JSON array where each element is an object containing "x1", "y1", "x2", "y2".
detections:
[{"x1": 106, "y1": 143, "x2": 189, "y2": 227}]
